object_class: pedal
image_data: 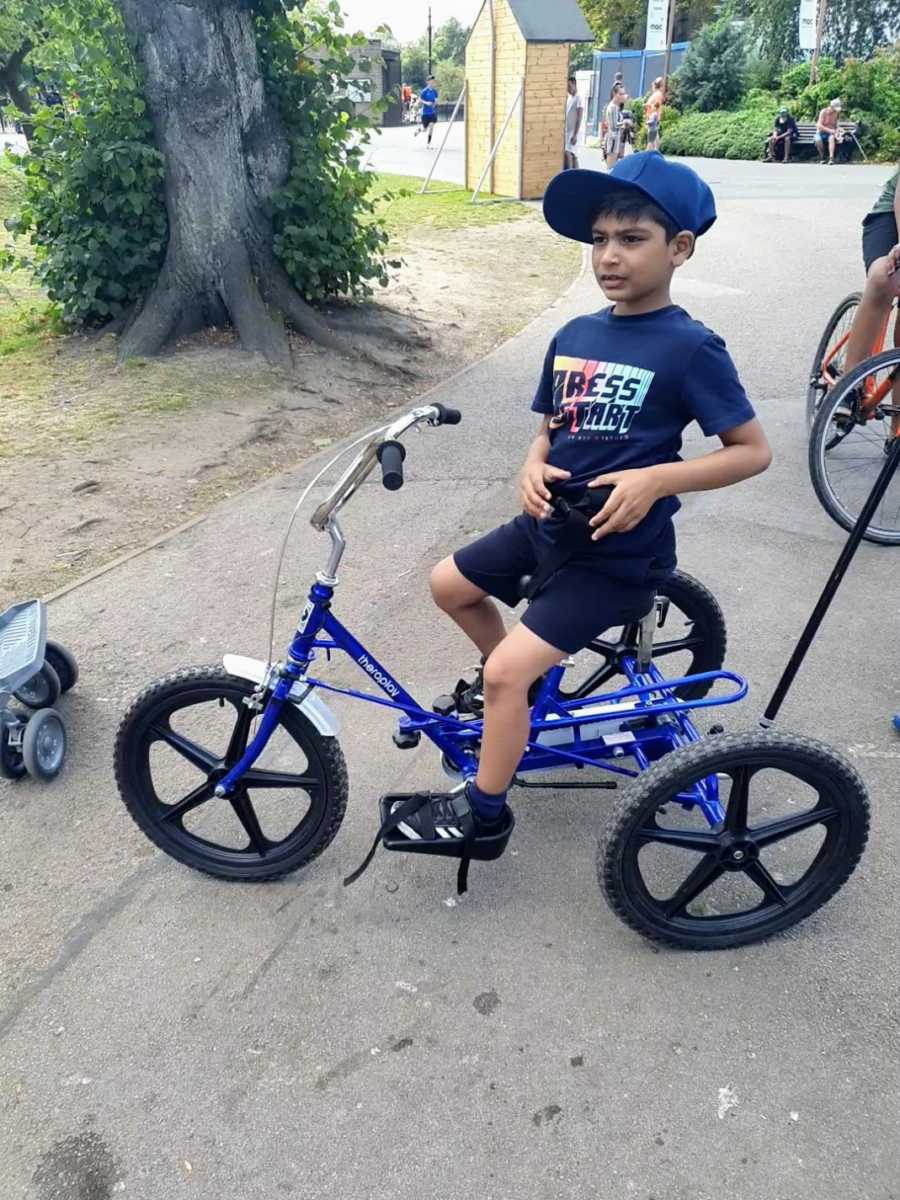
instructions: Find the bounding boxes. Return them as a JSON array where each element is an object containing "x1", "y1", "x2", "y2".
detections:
[
  {"x1": 379, "y1": 793, "x2": 514, "y2": 862},
  {"x1": 392, "y1": 728, "x2": 421, "y2": 750},
  {"x1": 432, "y1": 694, "x2": 456, "y2": 717}
]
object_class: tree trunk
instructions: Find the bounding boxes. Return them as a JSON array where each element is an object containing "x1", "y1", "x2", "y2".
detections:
[
  {"x1": 115, "y1": 0, "x2": 343, "y2": 366},
  {"x1": 0, "y1": 41, "x2": 35, "y2": 141}
]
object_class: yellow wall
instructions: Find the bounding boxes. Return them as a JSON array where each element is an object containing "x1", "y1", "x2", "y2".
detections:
[
  {"x1": 521, "y1": 42, "x2": 569, "y2": 200},
  {"x1": 465, "y1": 0, "x2": 525, "y2": 196},
  {"x1": 465, "y1": 2, "x2": 572, "y2": 200}
]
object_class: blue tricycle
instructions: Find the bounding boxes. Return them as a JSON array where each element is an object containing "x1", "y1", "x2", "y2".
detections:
[{"x1": 114, "y1": 405, "x2": 870, "y2": 950}]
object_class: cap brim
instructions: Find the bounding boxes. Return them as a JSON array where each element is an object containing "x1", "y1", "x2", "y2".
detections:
[{"x1": 543, "y1": 169, "x2": 681, "y2": 244}]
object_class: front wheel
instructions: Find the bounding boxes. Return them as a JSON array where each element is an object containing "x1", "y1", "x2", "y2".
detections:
[
  {"x1": 598, "y1": 731, "x2": 869, "y2": 950},
  {"x1": 114, "y1": 665, "x2": 349, "y2": 881},
  {"x1": 806, "y1": 292, "x2": 861, "y2": 431},
  {"x1": 808, "y1": 347, "x2": 900, "y2": 544}
]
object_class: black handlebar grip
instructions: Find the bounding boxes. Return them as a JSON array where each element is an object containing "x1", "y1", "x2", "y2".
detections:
[
  {"x1": 433, "y1": 403, "x2": 462, "y2": 426},
  {"x1": 378, "y1": 440, "x2": 406, "y2": 491}
]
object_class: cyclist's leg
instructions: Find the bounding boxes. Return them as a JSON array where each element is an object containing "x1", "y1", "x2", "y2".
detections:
[
  {"x1": 476, "y1": 624, "x2": 567, "y2": 794},
  {"x1": 430, "y1": 558, "x2": 506, "y2": 659},
  {"x1": 845, "y1": 250, "x2": 900, "y2": 373},
  {"x1": 432, "y1": 516, "x2": 538, "y2": 660}
]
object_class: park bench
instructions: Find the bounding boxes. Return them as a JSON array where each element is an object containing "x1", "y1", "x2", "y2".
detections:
[{"x1": 764, "y1": 119, "x2": 863, "y2": 162}]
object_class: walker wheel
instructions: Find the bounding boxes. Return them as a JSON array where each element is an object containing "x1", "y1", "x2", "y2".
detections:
[
  {"x1": 22, "y1": 709, "x2": 67, "y2": 781},
  {"x1": 45, "y1": 640, "x2": 79, "y2": 692},
  {"x1": 14, "y1": 661, "x2": 62, "y2": 710}
]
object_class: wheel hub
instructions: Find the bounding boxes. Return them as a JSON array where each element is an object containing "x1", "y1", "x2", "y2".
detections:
[{"x1": 717, "y1": 834, "x2": 759, "y2": 870}]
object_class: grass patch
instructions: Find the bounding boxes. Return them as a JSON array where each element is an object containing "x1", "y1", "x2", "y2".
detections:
[{"x1": 370, "y1": 172, "x2": 530, "y2": 243}]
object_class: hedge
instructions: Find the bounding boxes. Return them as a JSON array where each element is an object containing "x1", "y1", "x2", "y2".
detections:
[{"x1": 660, "y1": 109, "x2": 772, "y2": 160}]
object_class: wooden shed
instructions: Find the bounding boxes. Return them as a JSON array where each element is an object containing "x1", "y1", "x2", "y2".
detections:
[{"x1": 465, "y1": 0, "x2": 593, "y2": 201}]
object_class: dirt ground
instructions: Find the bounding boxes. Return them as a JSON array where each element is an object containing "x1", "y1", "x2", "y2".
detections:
[{"x1": 0, "y1": 215, "x2": 581, "y2": 606}]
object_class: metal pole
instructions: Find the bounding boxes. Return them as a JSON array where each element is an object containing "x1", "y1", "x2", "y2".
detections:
[
  {"x1": 761, "y1": 435, "x2": 900, "y2": 725},
  {"x1": 662, "y1": 0, "x2": 677, "y2": 88},
  {"x1": 810, "y1": 0, "x2": 828, "y2": 84},
  {"x1": 420, "y1": 85, "x2": 466, "y2": 194},
  {"x1": 470, "y1": 83, "x2": 523, "y2": 203},
  {"x1": 428, "y1": 6, "x2": 433, "y2": 75}
]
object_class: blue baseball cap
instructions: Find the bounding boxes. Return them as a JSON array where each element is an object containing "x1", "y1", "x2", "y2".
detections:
[{"x1": 543, "y1": 151, "x2": 717, "y2": 243}]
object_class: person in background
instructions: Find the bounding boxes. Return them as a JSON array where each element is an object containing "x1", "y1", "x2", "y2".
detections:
[
  {"x1": 565, "y1": 75, "x2": 585, "y2": 170},
  {"x1": 644, "y1": 77, "x2": 665, "y2": 152},
  {"x1": 415, "y1": 75, "x2": 439, "y2": 146},
  {"x1": 815, "y1": 98, "x2": 842, "y2": 164},
  {"x1": 600, "y1": 81, "x2": 624, "y2": 144},
  {"x1": 604, "y1": 89, "x2": 631, "y2": 169},
  {"x1": 767, "y1": 107, "x2": 798, "y2": 163},
  {"x1": 401, "y1": 83, "x2": 412, "y2": 116}
]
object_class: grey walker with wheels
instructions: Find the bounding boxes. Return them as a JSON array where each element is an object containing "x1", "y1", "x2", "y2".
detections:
[{"x1": 0, "y1": 600, "x2": 77, "y2": 782}]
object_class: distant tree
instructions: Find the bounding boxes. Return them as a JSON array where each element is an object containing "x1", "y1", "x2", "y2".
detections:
[
  {"x1": 433, "y1": 58, "x2": 464, "y2": 103},
  {"x1": 577, "y1": 0, "x2": 716, "y2": 48},
  {"x1": 401, "y1": 41, "x2": 428, "y2": 91},
  {"x1": 433, "y1": 16, "x2": 468, "y2": 65},
  {"x1": 675, "y1": 19, "x2": 747, "y2": 111},
  {"x1": 751, "y1": 0, "x2": 896, "y2": 66}
]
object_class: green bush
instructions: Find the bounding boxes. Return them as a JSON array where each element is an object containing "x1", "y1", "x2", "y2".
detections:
[
  {"x1": 661, "y1": 108, "x2": 772, "y2": 160},
  {"x1": 1, "y1": 6, "x2": 167, "y2": 327}
]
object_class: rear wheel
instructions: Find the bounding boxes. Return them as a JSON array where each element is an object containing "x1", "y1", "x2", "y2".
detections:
[
  {"x1": 806, "y1": 292, "x2": 862, "y2": 431},
  {"x1": 560, "y1": 570, "x2": 727, "y2": 702},
  {"x1": 599, "y1": 731, "x2": 869, "y2": 950},
  {"x1": 114, "y1": 665, "x2": 349, "y2": 880}
]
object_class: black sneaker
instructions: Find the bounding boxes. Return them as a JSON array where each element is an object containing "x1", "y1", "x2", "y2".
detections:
[{"x1": 392, "y1": 791, "x2": 474, "y2": 841}]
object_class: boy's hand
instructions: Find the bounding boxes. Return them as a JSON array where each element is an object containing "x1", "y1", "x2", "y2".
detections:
[
  {"x1": 588, "y1": 468, "x2": 663, "y2": 539},
  {"x1": 520, "y1": 461, "x2": 571, "y2": 518}
]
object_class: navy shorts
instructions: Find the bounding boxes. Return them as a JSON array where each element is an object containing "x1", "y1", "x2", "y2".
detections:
[
  {"x1": 862, "y1": 211, "x2": 897, "y2": 273},
  {"x1": 453, "y1": 515, "x2": 676, "y2": 654},
  {"x1": 422, "y1": 113, "x2": 437, "y2": 128}
]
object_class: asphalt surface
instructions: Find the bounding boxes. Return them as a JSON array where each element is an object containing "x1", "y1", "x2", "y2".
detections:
[{"x1": 3, "y1": 159, "x2": 900, "y2": 1200}]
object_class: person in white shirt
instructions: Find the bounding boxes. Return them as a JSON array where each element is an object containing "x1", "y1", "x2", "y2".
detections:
[{"x1": 564, "y1": 76, "x2": 584, "y2": 169}]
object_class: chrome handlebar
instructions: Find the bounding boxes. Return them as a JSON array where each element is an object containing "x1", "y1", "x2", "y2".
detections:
[{"x1": 310, "y1": 404, "x2": 453, "y2": 531}]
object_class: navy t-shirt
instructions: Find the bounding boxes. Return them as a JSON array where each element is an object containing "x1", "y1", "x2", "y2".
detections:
[{"x1": 531, "y1": 304, "x2": 755, "y2": 558}]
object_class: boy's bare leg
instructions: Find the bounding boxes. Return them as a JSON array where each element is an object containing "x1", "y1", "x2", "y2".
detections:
[
  {"x1": 430, "y1": 557, "x2": 507, "y2": 660},
  {"x1": 844, "y1": 253, "x2": 898, "y2": 373},
  {"x1": 476, "y1": 624, "x2": 566, "y2": 794}
]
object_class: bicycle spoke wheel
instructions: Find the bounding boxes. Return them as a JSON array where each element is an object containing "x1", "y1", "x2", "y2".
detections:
[
  {"x1": 599, "y1": 731, "x2": 868, "y2": 949},
  {"x1": 806, "y1": 292, "x2": 861, "y2": 431},
  {"x1": 114, "y1": 665, "x2": 348, "y2": 880},
  {"x1": 559, "y1": 570, "x2": 727, "y2": 702},
  {"x1": 809, "y1": 347, "x2": 900, "y2": 544}
]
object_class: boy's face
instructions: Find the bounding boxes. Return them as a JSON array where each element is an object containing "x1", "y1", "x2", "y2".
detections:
[{"x1": 591, "y1": 213, "x2": 693, "y2": 304}]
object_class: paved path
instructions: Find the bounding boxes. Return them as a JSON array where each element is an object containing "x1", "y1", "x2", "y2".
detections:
[{"x1": 2, "y1": 160, "x2": 899, "y2": 1200}]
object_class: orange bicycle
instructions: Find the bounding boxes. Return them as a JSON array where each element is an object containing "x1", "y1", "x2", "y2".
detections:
[{"x1": 808, "y1": 313, "x2": 900, "y2": 543}]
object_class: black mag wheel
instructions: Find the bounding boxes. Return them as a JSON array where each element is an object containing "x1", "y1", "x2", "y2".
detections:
[
  {"x1": 806, "y1": 292, "x2": 862, "y2": 431},
  {"x1": 808, "y1": 347, "x2": 900, "y2": 545},
  {"x1": 0, "y1": 713, "x2": 27, "y2": 781},
  {"x1": 559, "y1": 569, "x2": 727, "y2": 702},
  {"x1": 598, "y1": 731, "x2": 869, "y2": 950},
  {"x1": 114, "y1": 665, "x2": 349, "y2": 881}
]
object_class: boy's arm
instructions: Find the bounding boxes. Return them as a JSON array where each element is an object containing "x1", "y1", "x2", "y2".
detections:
[{"x1": 588, "y1": 418, "x2": 771, "y2": 540}]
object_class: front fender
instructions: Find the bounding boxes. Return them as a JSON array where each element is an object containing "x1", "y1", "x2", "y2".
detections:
[{"x1": 222, "y1": 655, "x2": 341, "y2": 738}]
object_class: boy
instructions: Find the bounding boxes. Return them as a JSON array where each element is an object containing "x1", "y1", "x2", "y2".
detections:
[
  {"x1": 406, "y1": 153, "x2": 771, "y2": 844},
  {"x1": 565, "y1": 75, "x2": 584, "y2": 170},
  {"x1": 415, "y1": 75, "x2": 439, "y2": 146}
]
